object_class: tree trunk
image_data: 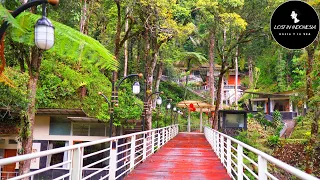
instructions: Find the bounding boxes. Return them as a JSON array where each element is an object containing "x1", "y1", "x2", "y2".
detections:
[
  {"x1": 19, "y1": 47, "x2": 42, "y2": 178},
  {"x1": 155, "y1": 60, "x2": 163, "y2": 92},
  {"x1": 135, "y1": 35, "x2": 141, "y2": 72},
  {"x1": 305, "y1": 41, "x2": 318, "y2": 174},
  {"x1": 80, "y1": 0, "x2": 87, "y2": 34},
  {"x1": 124, "y1": 7, "x2": 129, "y2": 77},
  {"x1": 220, "y1": 28, "x2": 227, "y2": 107},
  {"x1": 213, "y1": 28, "x2": 227, "y2": 129},
  {"x1": 153, "y1": 60, "x2": 163, "y2": 108},
  {"x1": 183, "y1": 59, "x2": 191, "y2": 100},
  {"x1": 144, "y1": 29, "x2": 152, "y2": 130},
  {"x1": 213, "y1": 71, "x2": 224, "y2": 129},
  {"x1": 208, "y1": 31, "x2": 215, "y2": 106},
  {"x1": 248, "y1": 56, "x2": 253, "y2": 88},
  {"x1": 235, "y1": 45, "x2": 239, "y2": 109}
]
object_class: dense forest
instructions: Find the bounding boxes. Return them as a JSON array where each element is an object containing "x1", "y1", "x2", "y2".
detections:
[{"x1": 0, "y1": 0, "x2": 319, "y2": 178}]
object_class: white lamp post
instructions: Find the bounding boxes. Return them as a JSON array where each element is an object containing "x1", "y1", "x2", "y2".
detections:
[{"x1": 132, "y1": 81, "x2": 140, "y2": 95}]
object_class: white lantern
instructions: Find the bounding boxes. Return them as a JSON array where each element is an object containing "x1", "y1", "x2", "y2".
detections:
[
  {"x1": 173, "y1": 107, "x2": 177, "y2": 112},
  {"x1": 132, "y1": 82, "x2": 140, "y2": 95},
  {"x1": 35, "y1": 17, "x2": 54, "y2": 50},
  {"x1": 156, "y1": 96, "x2": 162, "y2": 105},
  {"x1": 166, "y1": 103, "x2": 171, "y2": 109}
]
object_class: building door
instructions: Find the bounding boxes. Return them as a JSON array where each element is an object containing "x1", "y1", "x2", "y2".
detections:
[{"x1": 1, "y1": 149, "x2": 17, "y2": 179}]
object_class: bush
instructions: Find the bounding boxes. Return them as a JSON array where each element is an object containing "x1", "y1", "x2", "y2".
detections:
[
  {"x1": 267, "y1": 135, "x2": 280, "y2": 147},
  {"x1": 294, "y1": 115, "x2": 303, "y2": 123},
  {"x1": 272, "y1": 110, "x2": 282, "y2": 127}
]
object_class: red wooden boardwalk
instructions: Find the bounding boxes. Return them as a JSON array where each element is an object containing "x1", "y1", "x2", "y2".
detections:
[{"x1": 125, "y1": 133, "x2": 230, "y2": 180}]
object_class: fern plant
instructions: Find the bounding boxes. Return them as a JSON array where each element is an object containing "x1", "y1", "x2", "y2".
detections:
[{"x1": 10, "y1": 12, "x2": 118, "y2": 71}]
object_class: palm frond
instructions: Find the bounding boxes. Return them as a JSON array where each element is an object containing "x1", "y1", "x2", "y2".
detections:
[
  {"x1": 11, "y1": 12, "x2": 118, "y2": 71},
  {"x1": 180, "y1": 52, "x2": 208, "y2": 67},
  {"x1": 0, "y1": 4, "x2": 24, "y2": 31}
]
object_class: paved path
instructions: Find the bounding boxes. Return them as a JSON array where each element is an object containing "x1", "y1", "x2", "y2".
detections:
[
  {"x1": 281, "y1": 120, "x2": 296, "y2": 138},
  {"x1": 125, "y1": 133, "x2": 230, "y2": 180}
]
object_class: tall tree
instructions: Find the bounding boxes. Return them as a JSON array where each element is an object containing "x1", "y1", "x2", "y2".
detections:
[{"x1": 305, "y1": 37, "x2": 319, "y2": 174}]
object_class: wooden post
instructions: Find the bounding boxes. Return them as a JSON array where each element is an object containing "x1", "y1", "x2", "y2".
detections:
[
  {"x1": 267, "y1": 97, "x2": 271, "y2": 115},
  {"x1": 188, "y1": 109, "x2": 191, "y2": 132}
]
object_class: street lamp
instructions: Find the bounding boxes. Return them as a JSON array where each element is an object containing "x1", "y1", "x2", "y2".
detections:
[
  {"x1": 156, "y1": 96, "x2": 162, "y2": 128},
  {"x1": 172, "y1": 107, "x2": 177, "y2": 125},
  {"x1": 156, "y1": 96, "x2": 162, "y2": 105},
  {"x1": 0, "y1": 0, "x2": 59, "y2": 49},
  {"x1": 99, "y1": 73, "x2": 143, "y2": 137},
  {"x1": 166, "y1": 103, "x2": 171, "y2": 109},
  {"x1": 132, "y1": 82, "x2": 140, "y2": 95},
  {"x1": 164, "y1": 99, "x2": 172, "y2": 126}
]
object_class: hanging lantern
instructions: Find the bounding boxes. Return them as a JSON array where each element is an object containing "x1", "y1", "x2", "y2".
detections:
[
  {"x1": 132, "y1": 82, "x2": 140, "y2": 95},
  {"x1": 35, "y1": 17, "x2": 54, "y2": 50},
  {"x1": 156, "y1": 96, "x2": 162, "y2": 105}
]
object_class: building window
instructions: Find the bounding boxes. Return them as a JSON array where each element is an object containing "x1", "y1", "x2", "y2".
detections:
[
  {"x1": 8, "y1": 139, "x2": 17, "y2": 144},
  {"x1": 193, "y1": 70, "x2": 200, "y2": 76},
  {"x1": 225, "y1": 114, "x2": 245, "y2": 128},
  {"x1": 72, "y1": 123, "x2": 106, "y2": 136},
  {"x1": 49, "y1": 116, "x2": 71, "y2": 135},
  {"x1": 73, "y1": 123, "x2": 89, "y2": 136},
  {"x1": 90, "y1": 124, "x2": 106, "y2": 136}
]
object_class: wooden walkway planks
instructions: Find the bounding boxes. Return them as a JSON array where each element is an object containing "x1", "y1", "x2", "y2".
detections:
[{"x1": 125, "y1": 133, "x2": 230, "y2": 180}]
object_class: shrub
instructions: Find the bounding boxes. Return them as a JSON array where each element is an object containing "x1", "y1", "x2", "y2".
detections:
[
  {"x1": 267, "y1": 135, "x2": 280, "y2": 147},
  {"x1": 272, "y1": 110, "x2": 282, "y2": 127}
]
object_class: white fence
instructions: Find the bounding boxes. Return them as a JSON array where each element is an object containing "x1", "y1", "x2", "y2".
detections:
[
  {"x1": 204, "y1": 126, "x2": 319, "y2": 180},
  {"x1": 0, "y1": 125, "x2": 179, "y2": 180}
]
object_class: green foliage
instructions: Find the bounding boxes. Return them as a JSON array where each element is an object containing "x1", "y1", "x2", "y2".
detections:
[
  {"x1": 267, "y1": 135, "x2": 280, "y2": 147},
  {"x1": 0, "y1": 4, "x2": 23, "y2": 31},
  {"x1": 0, "y1": 68, "x2": 28, "y2": 125},
  {"x1": 11, "y1": 12, "x2": 118, "y2": 71},
  {"x1": 254, "y1": 111, "x2": 273, "y2": 127},
  {"x1": 290, "y1": 112, "x2": 320, "y2": 140},
  {"x1": 272, "y1": 110, "x2": 283, "y2": 134},
  {"x1": 96, "y1": 82, "x2": 143, "y2": 127}
]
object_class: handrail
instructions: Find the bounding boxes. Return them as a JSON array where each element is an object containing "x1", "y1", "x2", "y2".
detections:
[
  {"x1": 204, "y1": 126, "x2": 319, "y2": 180},
  {"x1": 0, "y1": 125, "x2": 179, "y2": 180}
]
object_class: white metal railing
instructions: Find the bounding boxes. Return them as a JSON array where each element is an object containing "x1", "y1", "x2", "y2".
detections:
[
  {"x1": 204, "y1": 127, "x2": 319, "y2": 180},
  {"x1": 0, "y1": 125, "x2": 179, "y2": 180}
]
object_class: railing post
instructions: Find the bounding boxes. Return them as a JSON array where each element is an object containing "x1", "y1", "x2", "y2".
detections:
[
  {"x1": 166, "y1": 128, "x2": 169, "y2": 142},
  {"x1": 162, "y1": 128, "x2": 165, "y2": 146},
  {"x1": 258, "y1": 155, "x2": 268, "y2": 180},
  {"x1": 216, "y1": 133, "x2": 219, "y2": 157},
  {"x1": 71, "y1": 147, "x2": 83, "y2": 180},
  {"x1": 213, "y1": 131, "x2": 216, "y2": 152},
  {"x1": 220, "y1": 135, "x2": 224, "y2": 163},
  {"x1": 143, "y1": 134, "x2": 147, "y2": 161},
  {"x1": 130, "y1": 135, "x2": 136, "y2": 170},
  {"x1": 109, "y1": 140, "x2": 117, "y2": 180},
  {"x1": 157, "y1": 130, "x2": 161, "y2": 149},
  {"x1": 227, "y1": 139, "x2": 231, "y2": 174},
  {"x1": 151, "y1": 131, "x2": 155, "y2": 154},
  {"x1": 237, "y1": 144, "x2": 243, "y2": 180},
  {"x1": 175, "y1": 125, "x2": 178, "y2": 136}
]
